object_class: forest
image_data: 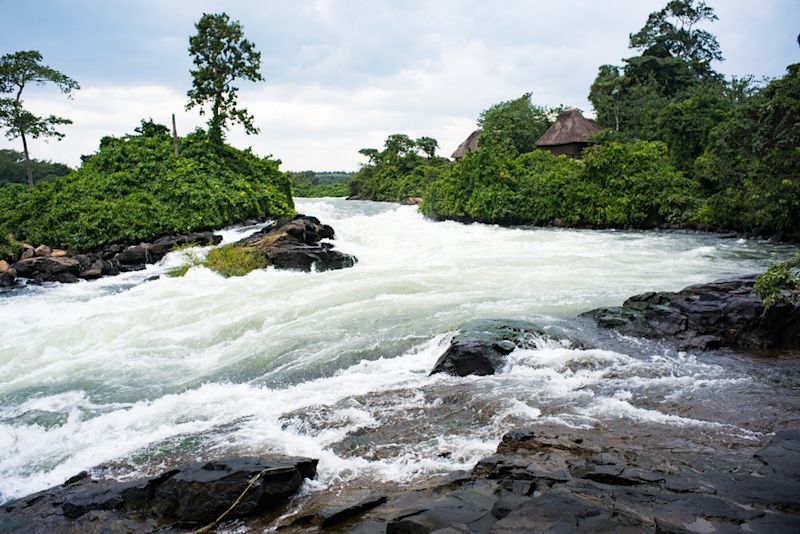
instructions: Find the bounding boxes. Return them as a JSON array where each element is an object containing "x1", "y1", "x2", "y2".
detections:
[{"x1": 352, "y1": 1, "x2": 800, "y2": 238}]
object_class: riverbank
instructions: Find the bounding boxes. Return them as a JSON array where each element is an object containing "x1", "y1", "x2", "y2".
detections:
[{"x1": 0, "y1": 214, "x2": 355, "y2": 290}]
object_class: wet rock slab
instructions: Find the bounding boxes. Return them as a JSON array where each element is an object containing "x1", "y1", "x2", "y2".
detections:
[
  {"x1": 582, "y1": 275, "x2": 800, "y2": 350},
  {"x1": 0, "y1": 456, "x2": 317, "y2": 533},
  {"x1": 304, "y1": 428, "x2": 800, "y2": 534}
]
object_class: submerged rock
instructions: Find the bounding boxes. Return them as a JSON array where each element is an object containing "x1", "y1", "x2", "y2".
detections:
[
  {"x1": 582, "y1": 275, "x2": 800, "y2": 350},
  {"x1": 238, "y1": 215, "x2": 357, "y2": 272},
  {"x1": 0, "y1": 455, "x2": 318, "y2": 532},
  {"x1": 430, "y1": 319, "x2": 571, "y2": 377}
]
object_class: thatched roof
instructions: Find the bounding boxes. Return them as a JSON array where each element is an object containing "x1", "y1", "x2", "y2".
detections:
[
  {"x1": 451, "y1": 129, "x2": 481, "y2": 159},
  {"x1": 535, "y1": 109, "x2": 600, "y2": 147}
]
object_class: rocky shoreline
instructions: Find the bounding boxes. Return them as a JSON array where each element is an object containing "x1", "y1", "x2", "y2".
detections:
[
  {"x1": 2, "y1": 275, "x2": 798, "y2": 532},
  {"x1": 0, "y1": 215, "x2": 355, "y2": 290}
]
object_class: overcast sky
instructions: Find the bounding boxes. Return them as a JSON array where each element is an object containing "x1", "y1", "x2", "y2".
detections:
[{"x1": 1, "y1": 0, "x2": 798, "y2": 171}]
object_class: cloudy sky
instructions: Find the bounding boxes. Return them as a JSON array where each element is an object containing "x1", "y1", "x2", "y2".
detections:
[{"x1": 1, "y1": 0, "x2": 798, "y2": 171}]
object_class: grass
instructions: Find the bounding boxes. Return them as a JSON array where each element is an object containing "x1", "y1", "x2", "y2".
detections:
[
  {"x1": 202, "y1": 244, "x2": 267, "y2": 277},
  {"x1": 165, "y1": 263, "x2": 192, "y2": 278}
]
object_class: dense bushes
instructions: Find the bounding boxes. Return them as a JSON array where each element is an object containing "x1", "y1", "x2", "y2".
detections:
[
  {"x1": 349, "y1": 134, "x2": 446, "y2": 201},
  {"x1": 696, "y1": 64, "x2": 800, "y2": 235},
  {"x1": 0, "y1": 123, "x2": 294, "y2": 249},
  {"x1": 422, "y1": 141, "x2": 696, "y2": 228}
]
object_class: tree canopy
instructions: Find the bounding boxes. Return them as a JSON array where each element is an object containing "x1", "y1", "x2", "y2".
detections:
[
  {"x1": 186, "y1": 13, "x2": 263, "y2": 144},
  {"x1": 477, "y1": 93, "x2": 561, "y2": 155},
  {"x1": 0, "y1": 50, "x2": 78, "y2": 188}
]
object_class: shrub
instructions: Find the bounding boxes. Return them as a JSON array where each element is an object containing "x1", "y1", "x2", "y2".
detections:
[{"x1": 0, "y1": 125, "x2": 294, "y2": 250}]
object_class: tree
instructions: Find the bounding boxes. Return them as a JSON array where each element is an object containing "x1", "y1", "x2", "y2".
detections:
[
  {"x1": 0, "y1": 50, "x2": 78, "y2": 188},
  {"x1": 629, "y1": 0, "x2": 722, "y2": 75},
  {"x1": 477, "y1": 93, "x2": 558, "y2": 155},
  {"x1": 186, "y1": 13, "x2": 263, "y2": 144},
  {"x1": 415, "y1": 136, "x2": 438, "y2": 158},
  {"x1": 588, "y1": 65, "x2": 623, "y2": 131}
]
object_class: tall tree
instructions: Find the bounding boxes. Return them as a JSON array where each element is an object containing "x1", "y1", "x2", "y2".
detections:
[
  {"x1": 629, "y1": 0, "x2": 722, "y2": 75},
  {"x1": 0, "y1": 50, "x2": 78, "y2": 188},
  {"x1": 186, "y1": 12, "x2": 263, "y2": 144}
]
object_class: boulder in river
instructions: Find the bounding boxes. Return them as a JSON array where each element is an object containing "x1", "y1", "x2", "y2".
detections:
[
  {"x1": 581, "y1": 275, "x2": 800, "y2": 350},
  {"x1": 430, "y1": 319, "x2": 574, "y2": 377},
  {"x1": 0, "y1": 455, "x2": 318, "y2": 532},
  {"x1": 237, "y1": 215, "x2": 357, "y2": 272}
]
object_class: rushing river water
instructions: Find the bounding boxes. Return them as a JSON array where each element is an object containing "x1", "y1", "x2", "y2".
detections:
[{"x1": 0, "y1": 198, "x2": 798, "y2": 504}]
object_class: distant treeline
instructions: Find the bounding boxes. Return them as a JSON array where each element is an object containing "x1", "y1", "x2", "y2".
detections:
[
  {"x1": 0, "y1": 149, "x2": 71, "y2": 186},
  {"x1": 288, "y1": 170, "x2": 353, "y2": 197},
  {"x1": 350, "y1": 0, "x2": 800, "y2": 238}
]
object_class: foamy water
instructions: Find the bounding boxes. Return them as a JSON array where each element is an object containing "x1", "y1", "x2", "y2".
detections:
[{"x1": 0, "y1": 198, "x2": 796, "y2": 501}]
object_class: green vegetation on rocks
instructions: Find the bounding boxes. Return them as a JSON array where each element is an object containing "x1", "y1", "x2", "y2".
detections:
[
  {"x1": 0, "y1": 121, "x2": 294, "y2": 250},
  {"x1": 754, "y1": 254, "x2": 800, "y2": 308},
  {"x1": 202, "y1": 244, "x2": 267, "y2": 277}
]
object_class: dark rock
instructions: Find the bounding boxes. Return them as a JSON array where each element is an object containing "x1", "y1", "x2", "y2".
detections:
[
  {"x1": 492, "y1": 488, "x2": 651, "y2": 533},
  {"x1": 239, "y1": 215, "x2": 356, "y2": 273},
  {"x1": 0, "y1": 269, "x2": 16, "y2": 287},
  {"x1": 315, "y1": 490, "x2": 388, "y2": 527},
  {"x1": 78, "y1": 260, "x2": 104, "y2": 280},
  {"x1": 387, "y1": 480, "x2": 499, "y2": 534},
  {"x1": 0, "y1": 455, "x2": 318, "y2": 531},
  {"x1": 150, "y1": 456, "x2": 317, "y2": 523},
  {"x1": 430, "y1": 319, "x2": 559, "y2": 377},
  {"x1": 147, "y1": 232, "x2": 222, "y2": 261},
  {"x1": 582, "y1": 275, "x2": 800, "y2": 350},
  {"x1": 116, "y1": 244, "x2": 150, "y2": 265},
  {"x1": 11, "y1": 256, "x2": 81, "y2": 283}
]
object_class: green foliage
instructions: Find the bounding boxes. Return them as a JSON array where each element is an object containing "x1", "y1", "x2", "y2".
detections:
[
  {"x1": 0, "y1": 149, "x2": 71, "y2": 185},
  {"x1": 349, "y1": 134, "x2": 447, "y2": 201},
  {"x1": 186, "y1": 13, "x2": 263, "y2": 144},
  {"x1": 289, "y1": 171, "x2": 352, "y2": 197},
  {"x1": 0, "y1": 50, "x2": 78, "y2": 188},
  {"x1": 0, "y1": 121, "x2": 294, "y2": 250},
  {"x1": 422, "y1": 141, "x2": 697, "y2": 228},
  {"x1": 698, "y1": 64, "x2": 800, "y2": 235},
  {"x1": 589, "y1": 0, "x2": 725, "y2": 148},
  {"x1": 580, "y1": 141, "x2": 698, "y2": 226},
  {"x1": 202, "y1": 244, "x2": 266, "y2": 277},
  {"x1": 754, "y1": 254, "x2": 800, "y2": 308},
  {"x1": 478, "y1": 93, "x2": 561, "y2": 155},
  {"x1": 0, "y1": 228, "x2": 19, "y2": 260},
  {"x1": 628, "y1": 0, "x2": 722, "y2": 73}
]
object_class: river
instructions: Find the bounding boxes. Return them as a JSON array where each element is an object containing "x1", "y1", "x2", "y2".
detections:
[{"x1": 0, "y1": 197, "x2": 797, "y2": 504}]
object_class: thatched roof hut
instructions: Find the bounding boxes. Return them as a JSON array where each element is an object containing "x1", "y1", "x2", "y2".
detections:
[
  {"x1": 535, "y1": 108, "x2": 600, "y2": 159},
  {"x1": 451, "y1": 129, "x2": 481, "y2": 159}
]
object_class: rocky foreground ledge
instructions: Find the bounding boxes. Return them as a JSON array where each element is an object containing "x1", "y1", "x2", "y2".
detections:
[{"x1": 0, "y1": 456, "x2": 318, "y2": 532}]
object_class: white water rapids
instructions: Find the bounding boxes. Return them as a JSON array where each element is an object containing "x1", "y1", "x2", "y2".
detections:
[{"x1": 0, "y1": 198, "x2": 796, "y2": 502}]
